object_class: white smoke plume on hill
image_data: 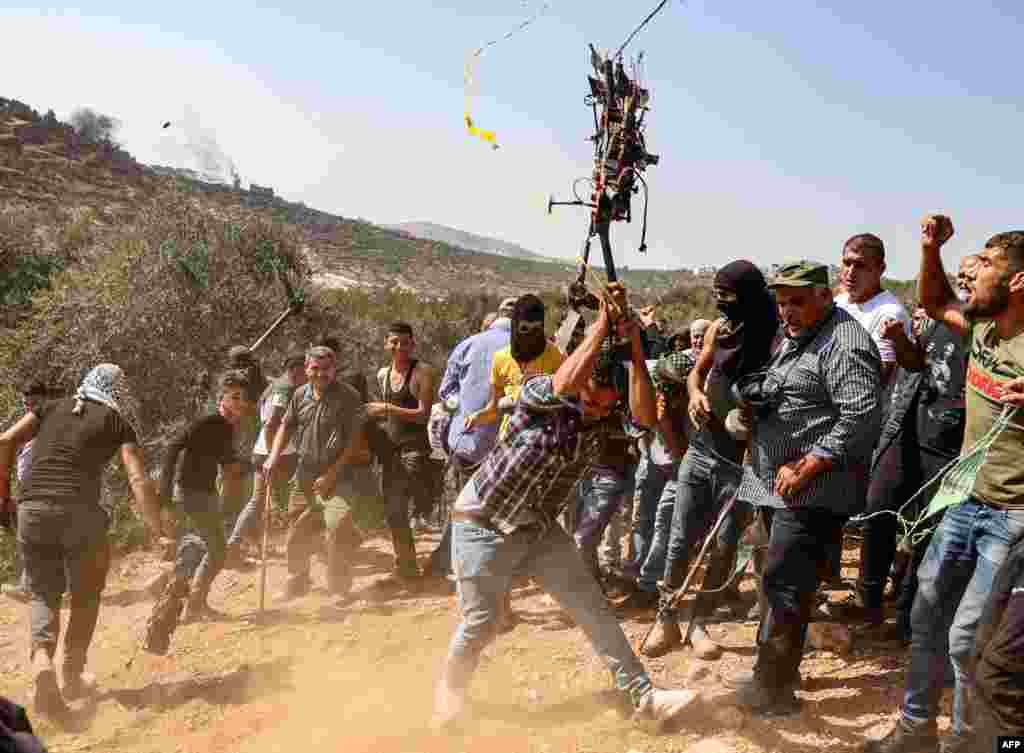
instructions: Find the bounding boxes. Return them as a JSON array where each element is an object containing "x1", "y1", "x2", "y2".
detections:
[{"x1": 155, "y1": 105, "x2": 241, "y2": 186}]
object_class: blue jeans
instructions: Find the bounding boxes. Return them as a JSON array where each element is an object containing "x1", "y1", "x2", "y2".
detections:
[
  {"x1": 901, "y1": 497, "x2": 1024, "y2": 735},
  {"x1": 659, "y1": 445, "x2": 741, "y2": 621},
  {"x1": 628, "y1": 454, "x2": 678, "y2": 579},
  {"x1": 445, "y1": 520, "x2": 653, "y2": 707},
  {"x1": 574, "y1": 466, "x2": 635, "y2": 580},
  {"x1": 638, "y1": 475, "x2": 679, "y2": 593}
]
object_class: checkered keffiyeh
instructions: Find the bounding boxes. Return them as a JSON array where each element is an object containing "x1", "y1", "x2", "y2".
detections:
[
  {"x1": 652, "y1": 350, "x2": 696, "y2": 402},
  {"x1": 73, "y1": 363, "x2": 144, "y2": 439}
]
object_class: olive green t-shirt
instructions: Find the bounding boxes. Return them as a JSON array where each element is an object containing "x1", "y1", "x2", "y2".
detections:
[{"x1": 964, "y1": 320, "x2": 1024, "y2": 510}]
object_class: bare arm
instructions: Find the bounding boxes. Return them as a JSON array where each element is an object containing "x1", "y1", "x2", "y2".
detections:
[
  {"x1": 880, "y1": 317, "x2": 926, "y2": 372},
  {"x1": 626, "y1": 320, "x2": 657, "y2": 427},
  {"x1": 0, "y1": 413, "x2": 38, "y2": 500},
  {"x1": 467, "y1": 384, "x2": 500, "y2": 428},
  {"x1": 313, "y1": 425, "x2": 369, "y2": 497},
  {"x1": 917, "y1": 215, "x2": 966, "y2": 334},
  {"x1": 687, "y1": 319, "x2": 721, "y2": 428},
  {"x1": 552, "y1": 302, "x2": 611, "y2": 397},
  {"x1": 120, "y1": 443, "x2": 163, "y2": 540}
]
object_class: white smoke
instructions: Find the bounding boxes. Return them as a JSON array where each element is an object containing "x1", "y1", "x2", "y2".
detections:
[{"x1": 155, "y1": 105, "x2": 241, "y2": 186}]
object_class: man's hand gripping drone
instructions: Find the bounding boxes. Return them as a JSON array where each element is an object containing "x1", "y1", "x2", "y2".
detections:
[{"x1": 548, "y1": 45, "x2": 659, "y2": 348}]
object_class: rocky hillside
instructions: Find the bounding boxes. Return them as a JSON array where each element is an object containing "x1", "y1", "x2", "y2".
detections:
[
  {"x1": 385, "y1": 220, "x2": 554, "y2": 263},
  {"x1": 1, "y1": 96, "x2": 699, "y2": 302}
]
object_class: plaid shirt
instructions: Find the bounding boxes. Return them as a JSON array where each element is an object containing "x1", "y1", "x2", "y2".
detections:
[
  {"x1": 456, "y1": 375, "x2": 613, "y2": 534},
  {"x1": 738, "y1": 306, "x2": 882, "y2": 515}
]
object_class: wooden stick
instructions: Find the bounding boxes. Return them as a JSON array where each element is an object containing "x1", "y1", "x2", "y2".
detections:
[
  {"x1": 638, "y1": 493, "x2": 738, "y2": 654},
  {"x1": 259, "y1": 481, "x2": 273, "y2": 613}
]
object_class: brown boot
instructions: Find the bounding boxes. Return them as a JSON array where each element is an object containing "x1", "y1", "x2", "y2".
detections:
[
  {"x1": 689, "y1": 621, "x2": 722, "y2": 660},
  {"x1": 641, "y1": 620, "x2": 682, "y2": 658},
  {"x1": 389, "y1": 526, "x2": 420, "y2": 579}
]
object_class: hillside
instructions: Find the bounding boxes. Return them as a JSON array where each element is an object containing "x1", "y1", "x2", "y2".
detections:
[
  {"x1": 1, "y1": 96, "x2": 699, "y2": 303},
  {"x1": 385, "y1": 220, "x2": 554, "y2": 263}
]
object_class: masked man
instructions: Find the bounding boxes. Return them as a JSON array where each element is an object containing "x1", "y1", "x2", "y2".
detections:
[{"x1": 432, "y1": 288, "x2": 699, "y2": 733}]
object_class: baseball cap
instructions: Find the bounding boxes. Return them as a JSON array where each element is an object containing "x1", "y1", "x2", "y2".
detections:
[{"x1": 768, "y1": 260, "x2": 830, "y2": 289}]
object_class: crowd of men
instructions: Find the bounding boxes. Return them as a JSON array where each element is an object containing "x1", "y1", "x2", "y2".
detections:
[{"x1": 1, "y1": 214, "x2": 1023, "y2": 752}]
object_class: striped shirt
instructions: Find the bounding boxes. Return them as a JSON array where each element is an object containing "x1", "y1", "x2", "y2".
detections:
[
  {"x1": 738, "y1": 306, "x2": 882, "y2": 515},
  {"x1": 454, "y1": 375, "x2": 613, "y2": 534}
]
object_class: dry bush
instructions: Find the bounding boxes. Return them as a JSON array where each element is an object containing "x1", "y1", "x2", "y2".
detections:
[{"x1": 0, "y1": 187, "x2": 308, "y2": 444}]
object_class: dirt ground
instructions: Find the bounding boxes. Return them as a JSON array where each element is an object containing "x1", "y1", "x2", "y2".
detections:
[{"x1": 0, "y1": 528, "x2": 956, "y2": 753}]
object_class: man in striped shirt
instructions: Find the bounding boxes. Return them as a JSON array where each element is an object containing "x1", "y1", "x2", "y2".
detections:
[
  {"x1": 730, "y1": 260, "x2": 882, "y2": 715},
  {"x1": 432, "y1": 289, "x2": 699, "y2": 733}
]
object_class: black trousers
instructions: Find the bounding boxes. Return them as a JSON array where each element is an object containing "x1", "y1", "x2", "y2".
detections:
[
  {"x1": 382, "y1": 447, "x2": 442, "y2": 528},
  {"x1": 859, "y1": 431, "x2": 950, "y2": 608},
  {"x1": 756, "y1": 506, "x2": 847, "y2": 688},
  {"x1": 970, "y1": 537, "x2": 1024, "y2": 751}
]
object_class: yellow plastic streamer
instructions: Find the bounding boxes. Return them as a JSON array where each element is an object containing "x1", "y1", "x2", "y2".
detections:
[{"x1": 463, "y1": 2, "x2": 550, "y2": 149}]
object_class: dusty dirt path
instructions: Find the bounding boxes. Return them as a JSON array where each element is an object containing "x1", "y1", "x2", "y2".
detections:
[{"x1": 0, "y1": 530, "x2": 954, "y2": 753}]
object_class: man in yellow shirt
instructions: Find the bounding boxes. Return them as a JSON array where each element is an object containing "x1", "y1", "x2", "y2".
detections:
[
  {"x1": 465, "y1": 294, "x2": 564, "y2": 435},
  {"x1": 461, "y1": 294, "x2": 563, "y2": 631}
]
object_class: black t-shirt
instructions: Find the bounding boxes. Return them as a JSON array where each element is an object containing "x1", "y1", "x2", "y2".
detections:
[
  {"x1": 914, "y1": 321, "x2": 967, "y2": 457},
  {"x1": 19, "y1": 398, "x2": 137, "y2": 509},
  {"x1": 160, "y1": 413, "x2": 238, "y2": 500}
]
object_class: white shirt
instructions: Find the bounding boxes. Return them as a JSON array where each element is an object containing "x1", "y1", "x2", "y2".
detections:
[
  {"x1": 252, "y1": 381, "x2": 297, "y2": 456},
  {"x1": 835, "y1": 290, "x2": 910, "y2": 364}
]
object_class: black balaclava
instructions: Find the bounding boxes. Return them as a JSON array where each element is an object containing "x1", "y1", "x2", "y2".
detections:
[
  {"x1": 511, "y1": 294, "x2": 547, "y2": 364},
  {"x1": 712, "y1": 260, "x2": 779, "y2": 379}
]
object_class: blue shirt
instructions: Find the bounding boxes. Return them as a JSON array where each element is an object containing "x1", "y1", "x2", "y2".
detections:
[{"x1": 441, "y1": 318, "x2": 511, "y2": 464}]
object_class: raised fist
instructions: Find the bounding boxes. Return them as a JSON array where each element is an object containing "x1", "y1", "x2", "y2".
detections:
[
  {"x1": 604, "y1": 282, "x2": 628, "y2": 322},
  {"x1": 879, "y1": 316, "x2": 905, "y2": 341},
  {"x1": 921, "y1": 214, "x2": 954, "y2": 249}
]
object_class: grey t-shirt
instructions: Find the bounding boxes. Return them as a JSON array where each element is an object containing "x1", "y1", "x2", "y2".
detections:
[{"x1": 283, "y1": 380, "x2": 366, "y2": 483}]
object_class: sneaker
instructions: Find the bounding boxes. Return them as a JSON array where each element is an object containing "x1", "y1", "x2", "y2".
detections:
[
  {"x1": 727, "y1": 670, "x2": 800, "y2": 716},
  {"x1": 633, "y1": 688, "x2": 700, "y2": 733},
  {"x1": 862, "y1": 718, "x2": 939, "y2": 753},
  {"x1": 689, "y1": 622, "x2": 722, "y2": 660}
]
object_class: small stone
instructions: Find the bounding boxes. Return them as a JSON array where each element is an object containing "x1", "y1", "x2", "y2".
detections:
[
  {"x1": 711, "y1": 706, "x2": 745, "y2": 730},
  {"x1": 527, "y1": 688, "x2": 541, "y2": 703}
]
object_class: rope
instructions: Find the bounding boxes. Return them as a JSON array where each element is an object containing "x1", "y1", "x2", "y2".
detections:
[
  {"x1": 464, "y1": 2, "x2": 551, "y2": 148},
  {"x1": 613, "y1": 0, "x2": 677, "y2": 60},
  {"x1": 848, "y1": 404, "x2": 1021, "y2": 549}
]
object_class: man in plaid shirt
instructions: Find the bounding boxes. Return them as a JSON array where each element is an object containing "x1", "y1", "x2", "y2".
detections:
[{"x1": 432, "y1": 289, "x2": 700, "y2": 733}]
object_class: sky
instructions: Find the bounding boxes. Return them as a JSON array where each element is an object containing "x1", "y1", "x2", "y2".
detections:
[{"x1": 2, "y1": 1, "x2": 1022, "y2": 279}]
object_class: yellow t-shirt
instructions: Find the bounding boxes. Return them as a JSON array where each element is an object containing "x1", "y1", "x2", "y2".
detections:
[{"x1": 490, "y1": 342, "x2": 565, "y2": 436}]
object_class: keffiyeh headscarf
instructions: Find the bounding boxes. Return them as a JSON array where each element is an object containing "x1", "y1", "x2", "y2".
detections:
[{"x1": 72, "y1": 363, "x2": 144, "y2": 439}]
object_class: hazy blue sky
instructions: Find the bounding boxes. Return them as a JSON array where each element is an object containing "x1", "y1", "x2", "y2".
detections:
[{"x1": 3, "y1": 2, "x2": 1022, "y2": 278}]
